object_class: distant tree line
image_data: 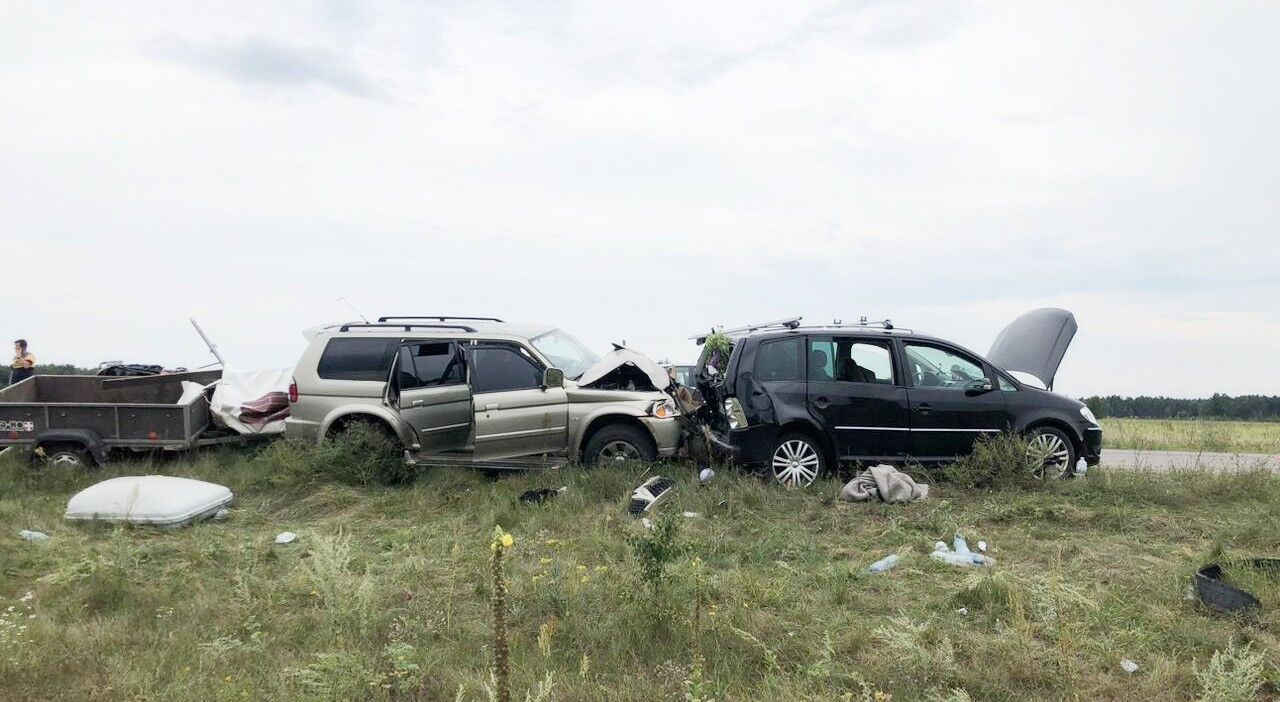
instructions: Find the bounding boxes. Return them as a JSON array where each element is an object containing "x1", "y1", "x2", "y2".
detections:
[
  {"x1": 1083, "y1": 394, "x2": 1280, "y2": 422},
  {"x1": 1, "y1": 363, "x2": 96, "y2": 388}
]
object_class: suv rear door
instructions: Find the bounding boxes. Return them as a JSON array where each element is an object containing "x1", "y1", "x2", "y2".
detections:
[
  {"x1": 899, "y1": 340, "x2": 1008, "y2": 459},
  {"x1": 389, "y1": 341, "x2": 473, "y2": 453},
  {"x1": 806, "y1": 335, "x2": 910, "y2": 461}
]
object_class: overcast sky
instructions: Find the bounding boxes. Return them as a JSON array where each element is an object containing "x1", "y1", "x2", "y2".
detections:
[{"x1": 2, "y1": 1, "x2": 1277, "y2": 397}]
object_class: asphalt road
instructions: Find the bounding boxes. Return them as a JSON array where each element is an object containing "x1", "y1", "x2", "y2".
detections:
[{"x1": 1101, "y1": 448, "x2": 1280, "y2": 472}]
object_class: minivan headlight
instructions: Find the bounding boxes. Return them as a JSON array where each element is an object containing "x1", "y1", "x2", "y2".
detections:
[{"x1": 1079, "y1": 406, "x2": 1099, "y2": 425}]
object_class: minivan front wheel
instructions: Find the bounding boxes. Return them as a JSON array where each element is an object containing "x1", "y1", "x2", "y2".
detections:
[
  {"x1": 769, "y1": 433, "x2": 825, "y2": 488},
  {"x1": 1026, "y1": 426, "x2": 1076, "y2": 479}
]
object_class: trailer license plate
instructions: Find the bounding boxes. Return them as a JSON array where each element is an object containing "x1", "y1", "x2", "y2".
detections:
[{"x1": 0, "y1": 420, "x2": 34, "y2": 432}]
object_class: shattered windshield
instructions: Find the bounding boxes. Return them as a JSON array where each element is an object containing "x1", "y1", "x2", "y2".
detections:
[{"x1": 531, "y1": 329, "x2": 600, "y2": 380}]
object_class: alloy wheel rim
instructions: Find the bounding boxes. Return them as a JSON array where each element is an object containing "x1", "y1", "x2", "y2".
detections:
[
  {"x1": 598, "y1": 440, "x2": 642, "y2": 464},
  {"x1": 1027, "y1": 433, "x2": 1070, "y2": 478},
  {"x1": 772, "y1": 439, "x2": 820, "y2": 487}
]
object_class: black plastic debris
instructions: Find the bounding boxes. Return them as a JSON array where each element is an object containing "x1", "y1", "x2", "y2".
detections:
[
  {"x1": 520, "y1": 487, "x2": 567, "y2": 504},
  {"x1": 1194, "y1": 559, "x2": 1280, "y2": 613},
  {"x1": 628, "y1": 476, "x2": 675, "y2": 515}
]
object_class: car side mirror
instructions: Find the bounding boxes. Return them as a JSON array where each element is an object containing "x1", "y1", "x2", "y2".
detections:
[
  {"x1": 965, "y1": 378, "x2": 994, "y2": 394},
  {"x1": 543, "y1": 367, "x2": 565, "y2": 389}
]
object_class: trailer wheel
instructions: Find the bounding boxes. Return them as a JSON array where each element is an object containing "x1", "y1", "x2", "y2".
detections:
[{"x1": 37, "y1": 443, "x2": 94, "y2": 470}]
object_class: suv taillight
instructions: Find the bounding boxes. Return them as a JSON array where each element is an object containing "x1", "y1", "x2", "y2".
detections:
[{"x1": 288, "y1": 380, "x2": 298, "y2": 403}]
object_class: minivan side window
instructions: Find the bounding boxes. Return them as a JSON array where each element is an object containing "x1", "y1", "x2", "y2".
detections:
[
  {"x1": 830, "y1": 338, "x2": 895, "y2": 384},
  {"x1": 903, "y1": 343, "x2": 987, "y2": 389},
  {"x1": 470, "y1": 346, "x2": 544, "y2": 394},
  {"x1": 398, "y1": 342, "x2": 464, "y2": 390},
  {"x1": 754, "y1": 337, "x2": 803, "y2": 382},
  {"x1": 317, "y1": 338, "x2": 398, "y2": 381}
]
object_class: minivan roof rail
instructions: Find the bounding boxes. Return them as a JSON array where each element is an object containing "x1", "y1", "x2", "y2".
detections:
[
  {"x1": 338, "y1": 323, "x2": 478, "y2": 333},
  {"x1": 817, "y1": 318, "x2": 913, "y2": 333},
  {"x1": 377, "y1": 315, "x2": 504, "y2": 323},
  {"x1": 690, "y1": 316, "x2": 803, "y2": 345}
]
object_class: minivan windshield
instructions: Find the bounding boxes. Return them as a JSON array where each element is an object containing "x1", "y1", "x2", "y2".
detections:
[{"x1": 531, "y1": 329, "x2": 600, "y2": 380}]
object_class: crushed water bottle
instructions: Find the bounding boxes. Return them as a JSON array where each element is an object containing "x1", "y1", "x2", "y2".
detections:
[
  {"x1": 931, "y1": 534, "x2": 994, "y2": 567},
  {"x1": 1074, "y1": 458, "x2": 1089, "y2": 476},
  {"x1": 868, "y1": 553, "x2": 901, "y2": 574}
]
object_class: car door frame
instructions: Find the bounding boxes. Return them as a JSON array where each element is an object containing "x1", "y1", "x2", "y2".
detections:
[
  {"x1": 384, "y1": 339, "x2": 473, "y2": 454},
  {"x1": 466, "y1": 341, "x2": 570, "y2": 462},
  {"x1": 895, "y1": 339, "x2": 1010, "y2": 460},
  {"x1": 806, "y1": 334, "x2": 912, "y2": 463}
]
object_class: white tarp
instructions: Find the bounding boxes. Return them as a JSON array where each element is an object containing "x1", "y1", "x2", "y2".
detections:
[
  {"x1": 209, "y1": 367, "x2": 293, "y2": 435},
  {"x1": 65, "y1": 476, "x2": 233, "y2": 527}
]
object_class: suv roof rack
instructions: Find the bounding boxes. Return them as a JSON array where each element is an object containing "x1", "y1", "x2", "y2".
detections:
[
  {"x1": 338, "y1": 323, "x2": 477, "y2": 333},
  {"x1": 817, "y1": 317, "x2": 914, "y2": 334},
  {"x1": 377, "y1": 315, "x2": 504, "y2": 323},
  {"x1": 689, "y1": 316, "x2": 803, "y2": 345}
]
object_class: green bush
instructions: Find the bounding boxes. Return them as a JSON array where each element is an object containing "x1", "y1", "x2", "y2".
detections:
[
  {"x1": 254, "y1": 422, "x2": 412, "y2": 487},
  {"x1": 942, "y1": 432, "x2": 1041, "y2": 491}
]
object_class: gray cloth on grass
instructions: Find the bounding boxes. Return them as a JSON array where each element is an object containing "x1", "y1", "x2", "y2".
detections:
[{"x1": 840, "y1": 464, "x2": 929, "y2": 503}]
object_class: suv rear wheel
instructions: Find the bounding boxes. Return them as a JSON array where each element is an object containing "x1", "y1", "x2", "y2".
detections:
[
  {"x1": 583, "y1": 423, "x2": 657, "y2": 466},
  {"x1": 769, "y1": 432, "x2": 825, "y2": 488},
  {"x1": 1026, "y1": 426, "x2": 1076, "y2": 479}
]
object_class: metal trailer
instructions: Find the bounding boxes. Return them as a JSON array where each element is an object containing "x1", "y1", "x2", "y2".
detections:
[{"x1": 0, "y1": 370, "x2": 248, "y2": 469}]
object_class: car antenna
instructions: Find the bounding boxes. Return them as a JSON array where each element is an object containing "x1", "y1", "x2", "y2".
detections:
[
  {"x1": 337, "y1": 296, "x2": 370, "y2": 323},
  {"x1": 189, "y1": 318, "x2": 228, "y2": 367}
]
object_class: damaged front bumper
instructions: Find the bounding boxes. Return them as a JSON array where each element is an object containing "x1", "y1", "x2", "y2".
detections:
[{"x1": 640, "y1": 416, "x2": 684, "y2": 458}]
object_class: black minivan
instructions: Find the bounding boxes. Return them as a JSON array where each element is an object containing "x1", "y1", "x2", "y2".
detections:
[{"x1": 695, "y1": 309, "x2": 1102, "y2": 487}]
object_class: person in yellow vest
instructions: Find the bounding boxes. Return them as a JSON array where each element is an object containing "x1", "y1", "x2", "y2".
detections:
[{"x1": 10, "y1": 339, "x2": 36, "y2": 384}]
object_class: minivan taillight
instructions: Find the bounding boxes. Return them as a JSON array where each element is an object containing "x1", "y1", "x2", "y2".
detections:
[{"x1": 288, "y1": 380, "x2": 298, "y2": 403}]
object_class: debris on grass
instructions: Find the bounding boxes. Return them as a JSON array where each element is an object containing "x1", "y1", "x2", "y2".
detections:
[
  {"x1": 19, "y1": 529, "x2": 49, "y2": 542},
  {"x1": 275, "y1": 532, "x2": 298, "y2": 544},
  {"x1": 1120, "y1": 658, "x2": 1139, "y2": 674},
  {"x1": 520, "y1": 486, "x2": 568, "y2": 504}
]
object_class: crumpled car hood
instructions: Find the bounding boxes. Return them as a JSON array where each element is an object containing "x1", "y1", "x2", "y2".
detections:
[
  {"x1": 576, "y1": 346, "x2": 672, "y2": 392},
  {"x1": 987, "y1": 308, "x2": 1077, "y2": 390}
]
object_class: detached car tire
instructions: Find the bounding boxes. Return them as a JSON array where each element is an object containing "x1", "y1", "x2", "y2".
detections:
[
  {"x1": 1026, "y1": 426, "x2": 1076, "y2": 479},
  {"x1": 769, "y1": 432, "x2": 825, "y2": 488},
  {"x1": 583, "y1": 424, "x2": 656, "y2": 466}
]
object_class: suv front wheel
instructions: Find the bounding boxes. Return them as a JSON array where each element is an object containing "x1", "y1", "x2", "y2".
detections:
[
  {"x1": 769, "y1": 433, "x2": 825, "y2": 488},
  {"x1": 582, "y1": 423, "x2": 657, "y2": 466}
]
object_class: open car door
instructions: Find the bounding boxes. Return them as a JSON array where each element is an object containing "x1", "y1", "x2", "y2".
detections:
[
  {"x1": 986, "y1": 308, "x2": 1077, "y2": 390},
  {"x1": 385, "y1": 341, "x2": 473, "y2": 453}
]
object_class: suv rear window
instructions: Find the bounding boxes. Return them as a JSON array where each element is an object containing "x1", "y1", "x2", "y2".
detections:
[{"x1": 317, "y1": 338, "x2": 398, "y2": 381}]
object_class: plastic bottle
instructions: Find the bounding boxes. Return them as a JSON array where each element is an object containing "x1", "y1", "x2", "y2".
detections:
[
  {"x1": 868, "y1": 553, "x2": 901, "y2": 574},
  {"x1": 1074, "y1": 458, "x2": 1089, "y2": 476}
]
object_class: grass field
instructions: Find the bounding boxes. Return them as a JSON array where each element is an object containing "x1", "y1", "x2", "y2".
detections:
[
  {"x1": 2, "y1": 442, "x2": 1279, "y2": 701},
  {"x1": 1101, "y1": 418, "x2": 1280, "y2": 454}
]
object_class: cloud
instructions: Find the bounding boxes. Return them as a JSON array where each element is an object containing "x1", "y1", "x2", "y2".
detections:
[{"x1": 157, "y1": 36, "x2": 387, "y2": 100}]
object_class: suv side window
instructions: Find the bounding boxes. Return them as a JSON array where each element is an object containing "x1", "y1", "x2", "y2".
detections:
[
  {"x1": 398, "y1": 342, "x2": 464, "y2": 390},
  {"x1": 470, "y1": 345, "x2": 543, "y2": 394},
  {"x1": 317, "y1": 338, "x2": 398, "y2": 381},
  {"x1": 754, "y1": 337, "x2": 803, "y2": 381},
  {"x1": 903, "y1": 342, "x2": 987, "y2": 389}
]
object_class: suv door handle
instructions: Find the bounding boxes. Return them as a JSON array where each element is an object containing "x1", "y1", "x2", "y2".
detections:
[
  {"x1": 410, "y1": 399, "x2": 424, "y2": 408},
  {"x1": 915, "y1": 403, "x2": 932, "y2": 414},
  {"x1": 813, "y1": 396, "x2": 830, "y2": 409},
  {"x1": 484, "y1": 403, "x2": 500, "y2": 411}
]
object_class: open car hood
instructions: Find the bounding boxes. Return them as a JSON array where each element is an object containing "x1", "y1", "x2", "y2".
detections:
[
  {"x1": 576, "y1": 346, "x2": 672, "y2": 392},
  {"x1": 987, "y1": 308, "x2": 1077, "y2": 390}
]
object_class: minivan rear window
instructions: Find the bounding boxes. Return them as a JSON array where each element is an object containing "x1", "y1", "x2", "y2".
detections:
[{"x1": 317, "y1": 338, "x2": 398, "y2": 381}]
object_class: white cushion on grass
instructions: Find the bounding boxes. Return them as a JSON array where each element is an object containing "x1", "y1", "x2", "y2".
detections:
[{"x1": 65, "y1": 476, "x2": 233, "y2": 527}]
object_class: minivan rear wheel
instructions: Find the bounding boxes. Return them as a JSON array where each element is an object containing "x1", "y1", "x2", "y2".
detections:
[
  {"x1": 769, "y1": 433, "x2": 825, "y2": 488},
  {"x1": 1026, "y1": 426, "x2": 1076, "y2": 479}
]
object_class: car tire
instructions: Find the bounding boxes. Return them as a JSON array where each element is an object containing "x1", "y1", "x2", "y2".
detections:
[
  {"x1": 38, "y1": 444, "x2": 93, "y2": 471},
  {"x1": 582, "y1": 423, "x2": 657, "y2": 466},
  {"x1": 768, "y1": 432, "x2": 826, "y2": 488},
  {"x1": 1026, "y1": 426, "x2": 1077, "y2": 479}
]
